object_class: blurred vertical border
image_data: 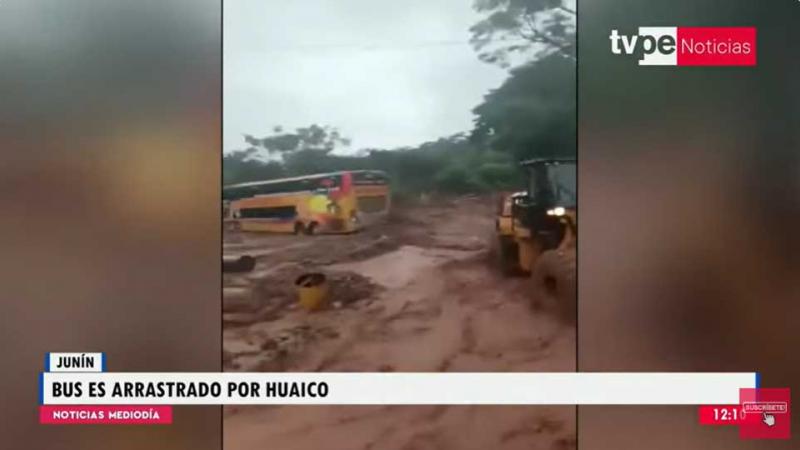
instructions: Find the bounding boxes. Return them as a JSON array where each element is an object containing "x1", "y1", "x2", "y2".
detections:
[
  {"x1": 0, "y1": 1, "x2": 221, "y2": 448},
  {"x1": 579, "y1": 1, "x2": 799, "y2": 449}
]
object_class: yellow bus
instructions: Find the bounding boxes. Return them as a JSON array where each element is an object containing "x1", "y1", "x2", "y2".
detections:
[{"x1": 223, "y1": 170, "x2": 390, "y2": 234}]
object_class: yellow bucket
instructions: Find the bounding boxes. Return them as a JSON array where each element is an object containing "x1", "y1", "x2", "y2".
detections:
[{"x1": 295, "y1": 273, "x2": 328, "y2": 311}]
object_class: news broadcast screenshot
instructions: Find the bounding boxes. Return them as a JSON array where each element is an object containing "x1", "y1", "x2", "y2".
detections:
[{"x1": 1, "y1": 0, "x2": 796, "y2": 449}]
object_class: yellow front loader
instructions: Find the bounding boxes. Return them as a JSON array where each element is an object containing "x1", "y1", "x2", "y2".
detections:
[{"x1": 493, "y1": 158, "x2": 576, "y2": 321}]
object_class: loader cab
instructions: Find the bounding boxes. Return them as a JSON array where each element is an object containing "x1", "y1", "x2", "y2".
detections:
[
  {"x1": 526, "y1": 159, "x2": 576, "y2": 210},
  {"x1": 513, "y1": 158, "x2": 576, "y2": 251}
]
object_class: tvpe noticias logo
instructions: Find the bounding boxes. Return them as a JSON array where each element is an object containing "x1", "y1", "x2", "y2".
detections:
[{"x1": 610, "y1": 27, "x2": 756, "y2": 66}]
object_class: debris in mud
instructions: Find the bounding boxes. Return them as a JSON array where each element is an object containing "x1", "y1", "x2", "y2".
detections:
[
  {"x1": 251, "y1": 264, "x2": 307, "y2": 308},
  {"x1": 222, "y1": 268, "x2": 380, "y2": 369},
  {"x1": 223, "y1": 264, "x2": 308, "y2": 322},
  {"x1": 326, "y1": 271, "x2": 383, "y2": 307},
  {"x1": 223, "y1": 286, "x2": 259, "y2": 313},
  {"x1": 223, "y1": 254, "x2": 256, "y2": 273},
  {"x1": 225, "y1": 324, "x2": 343, "y2": 372},
  {"x1": 223, "y1": 257, "x2": 382, "y2": 326}
]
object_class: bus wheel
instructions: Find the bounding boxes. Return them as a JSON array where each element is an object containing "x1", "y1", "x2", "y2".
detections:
[
  {"x1": 305, "y1": 222, "x2": 318, "y2": 235},
  {"x1": 294, "y1": 222, "x2": 304, "y2": 235}
]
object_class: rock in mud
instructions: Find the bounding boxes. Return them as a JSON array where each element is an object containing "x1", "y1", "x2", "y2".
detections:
[{"x1": 223, "y1": 287, "x2": 262, "y2": 313}]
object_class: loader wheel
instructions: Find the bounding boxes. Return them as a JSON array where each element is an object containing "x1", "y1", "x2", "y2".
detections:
[
  {"x1": 489, "y1": 234, "x2": 518, "y2": 275},
  {"x1": 532, "y1": 249, "x2": 576, "y2": 324},
  {"x1": 498, "y1": 236, "x2": 519, "y2": 275}
]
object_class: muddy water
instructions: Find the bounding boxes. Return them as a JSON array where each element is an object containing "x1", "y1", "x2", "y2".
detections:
[
  {"x1": 225, "y1": 238, "x2": 576, "y2": 449},
  {"x1": 332, "y1": 245, "x2": 478, "y2": 289}
]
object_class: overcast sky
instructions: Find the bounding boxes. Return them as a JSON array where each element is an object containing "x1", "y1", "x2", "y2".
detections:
[{"x1": 223, "y1": 0, "x2": 508, "y2": 154}]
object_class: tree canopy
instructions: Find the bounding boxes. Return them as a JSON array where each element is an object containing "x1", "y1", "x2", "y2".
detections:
[
  {"x1": 472, "y1": 54, "x2": 575, "y2": 161},
  {"x1": 469, "y1": 0, "x2": 575, "y2": 68}
]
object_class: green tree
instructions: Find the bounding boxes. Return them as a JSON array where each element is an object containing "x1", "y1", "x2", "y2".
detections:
[
  {"x1": 238, "y1": 124, "x2": 353, "y2": 177},
  {"x1": 244, "y1": 124, "x2": 351, "y2": 158},
  {"x1": 476, "y1": 161, "x2": 520, "y2": 189},
  {"x1": 471, "y1": 54, "x2": 575, "y2": 161},
  {"x1": 434, "y1": 164, "x2": 484, "y2": 193},
  {"x1": 225, "y1": 127, "x2": 530, "y2": 195},
  {"x1": 470, "y1": 0, "x2": 575, "y2": 68},
  {"x1": 222, "y1": 148, "x2": 285, "y2": 185}
]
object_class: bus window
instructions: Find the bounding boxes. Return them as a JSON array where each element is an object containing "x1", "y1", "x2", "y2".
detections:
[
  {"x1": 239, "y1": 206, "x2": 297, "y2": 219},
  {"x1": 358, "y1": 195, "x2": 387, "y2": 213}
]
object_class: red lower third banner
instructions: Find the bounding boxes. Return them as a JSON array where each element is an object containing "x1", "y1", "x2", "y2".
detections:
[{"x1": 39, "y1": 405, "x2": 172, "y2": 424}]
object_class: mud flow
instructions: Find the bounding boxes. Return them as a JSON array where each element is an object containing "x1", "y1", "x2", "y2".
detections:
[{"x1": 223, "y1": 197, "x2": 576, "y2": 450}]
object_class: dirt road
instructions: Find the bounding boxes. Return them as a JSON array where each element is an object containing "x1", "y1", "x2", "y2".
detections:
[{"x1": 223, "y1": 197, "x2": 576, "y2": 450}]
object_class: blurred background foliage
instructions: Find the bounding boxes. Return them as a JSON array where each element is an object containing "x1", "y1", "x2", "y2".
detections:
[{"x1": 224, "y1": 0, "x2": 575, "y2": 197}]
